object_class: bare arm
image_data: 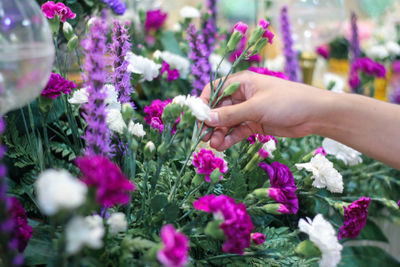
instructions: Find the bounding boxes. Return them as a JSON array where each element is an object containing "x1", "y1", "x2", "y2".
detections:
[{"x1": 200, "y1": 71, "x2": 400, "y2": 169}]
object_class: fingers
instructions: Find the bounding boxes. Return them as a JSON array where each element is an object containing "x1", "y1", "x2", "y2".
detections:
[
  {"x1": 205, "y1": 100, "x2": 254, "y2": 128},
  {"x1": 209, "y1": 127, "x2": 229, "y2": 149}
]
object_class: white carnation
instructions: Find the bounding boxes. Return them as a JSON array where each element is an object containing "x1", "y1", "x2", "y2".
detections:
[
  {"x1": 323, "y1": 73, "x2": 344, "y2": 93},
  {"x1": 35, "y1": 169, "x2": 87, "y2": 216},
  {"x1": 185, "y1": 95, "x2": 211, "y2": 121},
  {"x1": 261, "y1": 139, "x2": 277, "y2": 159},
  {"x1": 154, "y1": 51, "x2": 190, "y2": 78},
  {"x1": 298, "y1": 214, "x2": 342, "y2": 267},
  {"x1": 366, "y1": 45, "x2": 389, "y2": 60},
  {"x1": 126, "y1": 52, "x2": 161, "y2": 82},
  {"x1": 66, "y1": 215, "x2": 104, "y2": 254},
  {"x1": 106, "y1": 108, "x2": 126, "y2": 134},
  {"x1": 322, "y1": 138, "x2": 362, "y2": 166},
  {"x1": 385, "y1": 41, "x2": 400, "y2": 56},
  {"x1": 107, "y1": 212, "x2": 128, "y2": 235},
  {"x1": 69, "y1": 84, "x2": 121, "y2": 110},
  {"x1": 172, "y1": 95, "x2": 187, "y2": 107},
  {"x1": 209, "y1": 54, "x2": 232, "y2": 76},
  {"x1": 296, "y1": 154, "x2": 343, "y2": 193},
  {"x1": 68, "y1": 88, "x2": 89, "y2": 104},
  {"x1": 128, "y1": 121, "x2": 146, "y2": 138},
  {"x1": 179, "y1": 6, "x2": 201, "y2": 18}
]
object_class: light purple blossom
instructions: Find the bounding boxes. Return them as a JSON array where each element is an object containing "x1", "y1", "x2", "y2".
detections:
[
  {"x1": 350, "y1": 12, "x2": 361, "y2": 64},
  {"x1": 101, "y1": 0, "x2": 126, "y2": 15},
  {"x1": 201, "y1": 0, "x2": 218, "y2": 57}
]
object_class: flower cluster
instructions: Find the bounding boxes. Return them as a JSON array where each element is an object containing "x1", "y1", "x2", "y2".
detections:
[
  {"x1": 249, "y1": 66, "x2": 289, "y2": 80},
  {"x1": 194, "y1": 194, "x2": 254, "y2": 254},
  {"x1": 145, "y1": 9, "x2": 167, "y2": 32},
  {"x1": 229, "y1": 36, "x2": 261, "y2": 63},
  {"x1": 41, "y1": 1, "x2": 76, "y2": 22},
  {"x1": 192, "y1": 149, "x2": 228, "y2": 182},
  {"x1": 259, "y1": 162, "x2": 299, "y2": 214},
  {"x1": 101, "y1": 0, "x2": 126, "y2": 15},
  {"x1": 41, "y1": 73, "x2": 76, "y2": 99},
  {"x1": 247, "y1": 134, "x2": 277, "y2": 159},
  {"x1": 126, "y1": 52, "x2": 161, "y2": 82},
  {"x1": 157, "y1": 224, "x2": 189, "y2": 267},
  {"x1": 172, "y1": 94, "x2": 211, "y2": 121},
  {"x1": 349, "y1": 57, "x2": 386, "y2": 91},
  {"x1": 75, "y1": 156, "x2": 135, "y2": 207},
  {"x1": 144, "y1": 99, "x2": 172, "y2": 132},
  {"x1": 161, "y1": 62, "x2": 180, "y2": 82},
  {"x1": 338, "y1": 197, "x2": 371, "y2": 240}
]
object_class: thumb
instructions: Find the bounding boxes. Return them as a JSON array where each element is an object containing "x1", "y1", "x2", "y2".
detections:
[{"x1": 205, "y1": 101, "x2": 253, "y2": 127}]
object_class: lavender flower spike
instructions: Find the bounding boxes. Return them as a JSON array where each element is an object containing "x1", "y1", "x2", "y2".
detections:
[
  {"x1": 81, "y1": 16, "x2": 113, "y2": 157},
  {"x1": 202, "y1": 0, "x2": 218, "y2": 57},
  {"x1": 280, "y1": 6, "x2": 300, "y2": 82},
  {"x1": 187, "y1": 23, "x2": 211, "y2": 96},
  {"x1": 350, "y1": 11, "x2": 361, "y2": 64},
  {"x1": 110, "y1": 20, "x2": 134, "y2": 105}
]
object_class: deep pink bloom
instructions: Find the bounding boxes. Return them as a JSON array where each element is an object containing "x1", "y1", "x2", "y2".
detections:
[
  {"x1": 398, "y1": 200, "x2": 400, "y2": 207},
  {"x1": 75, "y1": 156, "x2": 135, "y2": 207},
  {"x1": 316, "y1": 44, "x2": 330, "y2": 59},
  {"x1": 258, "y1": 19, "x2": 274, "y2": 43},
  {"x1": 229, "y1": 36, "x2": 261, "y2": 63},
  {"x1": 258, "y1": 162, "x2": 298, "y2": 214},
  {"x1": 233, "y1": 21, "x2": 248, "y2": 35},
  {"x1": 8, "y1": 197, "x2": 32, "y2": 252},
  {"x1": 157, "y1": 224, "x2": 189, "y2": 267},
  {"x1": 338, "y1": 197, "x2": 371, "y2": 240},
  {"x1": 314, "y1": 146, "x2": 327, "y2": 156},
  {"x1": 144, "y1": 99, "x2": 171, "y2": 132},
  {"x1": 41, "y1": 1, "x2": 76, "y2": 22},
  {"x1": 192, "y1": 149, "x2": 228, "y2": 182},
  {"x1": 349, "y1": 57, "x2": 386, "y2": 91},
  {"x1": 41, "y1": 73, "x2": 76, "y2": 99},
  {"x1": 251, "y1": 232, "x2": 266, "y2": 245},
  {"x1": 145, "y1": 9, "x2": 167, "y2": 32},
  {"x1": 161, "y1": 62, "x2": 180, "y2": 82},
  {"x1": 247, "y1": 134, "x2": 257, "y2": 144},
  {"x1": 194, "y1": 194, "x2": 254, "y2": 254},
  {"x1": 349, "y1": 69, "x2": 361, "y2": 89},
  {"x1": 249, "y1": 66, "x2": 289, "y2": 80}
]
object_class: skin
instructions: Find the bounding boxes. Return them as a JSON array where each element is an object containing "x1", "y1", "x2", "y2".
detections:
[{"x1": 200, "y1": 71, "x2": 400, "y2": 170}]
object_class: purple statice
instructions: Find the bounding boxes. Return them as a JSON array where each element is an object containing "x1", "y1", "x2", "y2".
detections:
[
  {"x1": 41, "y1": 73, "x2": 76, "y2": 99},
  {"x1": 349, "y1": 12, "x2": 361, "y2": 64},
  {"x1": 187, "y1": 23, "x2": 212, "y2": 96},
  {"x1": 201, "y1": 0, "x2": 218, "y2": 57},
  {"x1": 194, "y1": 194, "x2": 254, "y2": 254},
  {"x1": 249, "y1": 66, "x2": 289, "y2": 80},
  {"x1": 157, "y1": 224, "x2": 189, "y2": 267},
  {"x1": 280, "y1": 6, "x2": 300, "y2": 82},
  {"x1": 192, "y1": 149, "x2": 228, "y2": 182},
  {"x1": 258, "y1": 162, "x2": 298, "y2": 214},
  {"x1": 101, "y1": 0, "x2": 126, "y2": 15},
  {"x1": 75, "y1": 155, "x2": 135, "y2": 207},
  {"x1": 109, "y1": 20, "x2": 134, "y2": 104},
  {"x1": 338, "y1": 197, "x2": 370, "y2": 240},
  {"x1": 81, "y1": 16, "x2": 113, "y2": 157}
]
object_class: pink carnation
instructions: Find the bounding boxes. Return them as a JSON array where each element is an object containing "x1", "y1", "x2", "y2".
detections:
[
  {"x1": 194, "y1": 194, "x2": 254, "y2": 254},
  {"x1": 249, "y1": 66, "x2": 289, "y2": 80},
  {"x1": 157, "y1": 224, "x2": 189, "y2": 267},
  {"x1": 8, "y1": 197, "x2": 33, "y2": 253},
  {"x1": 192, "y1": 149, "x2": 228, "y2": 182},
  {"x1": 161, "y1": 62, "x2": 180, "y2": 82},
  {"x1": 144, "y1": 99, "x2": 171, "y2": 132},
  {"x1": 258, "y1": 19, "x2": 274, "y2": 43},
  {"x1": 251, "y1": 232, "x2": 266, "y2": 245},
  {"x1": 233, "y1": 21, "x2": 248, "y2": 35},
  {"x1": 75, "y1": 156, "x2": 135, "y2": 207},
  {"x1": 316, "y1": 44, "x2": 330, "y2": 59},
  {"x1": 145, "y1": 9, "x2": 167, "y2": 32},
  {"x1": 229, "y1": 36, "x2": 261, "y2": 63},
  {"x1": 314, "y1": 146, "x2": 327, "y2": 156},
  {"x1": 338, "y1": 197, "x2": 370, "y2": 240},
  {"x1": 41, "y1": 73, "x2": 76, "y2": 99},
  {"x1": 41, "y1": 1, "x2": 76, "y2": 22}
]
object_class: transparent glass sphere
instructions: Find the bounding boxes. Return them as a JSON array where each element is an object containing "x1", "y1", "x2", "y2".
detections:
[
  {"x1": 0, "y1": 0, "x2": 54, "y2": 115},
  {"x1": 269, "y1": 0, "x2": 346, "y2": 52}
]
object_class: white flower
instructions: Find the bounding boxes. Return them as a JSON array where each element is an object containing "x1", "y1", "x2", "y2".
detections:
[
  {"x1": 125, "y1": 52, "x2": 161, "y2": 82},
  {"x1": 185, "y1": 95, "x2": 211, "y2": 121},
  {"x1": 35, "y1": 169, "x2": 87, "y2": 216},
  {"x1": 196, "y1": 141, "x2": 226, "y2": 159},
  {"x1": 366, "y1": 45, "x2": 388, "y2": 60},
  {"x1": 106, "y1": 108, "x2": 126, "y2": 134},
  {"x1": 68, "y1": 88, "x2": 89, "y2": 104},
  {"x1": 298, "y1": 214, "x2": 342, "y2": 267},
  {"x1": 153, "y1": 50, "x2": 190, "y2": 78},
  {"x1": 172, "y1": 23, "x2": 182, "y2": 32},
  {"x1": 385, "y1": 41, "x2": 400, "y2": 56},
  {"x1": 128, "y1": 121, "x2": 146, "y2": 138},
  {"x1": 323, "y1": 73, "x2": 345, "y2": 93},
  {"x1": 265, "y1": 55, "x2": 285, "y2": 72},
  {"x1": 179, "y1": 6, "x2": 201, "y2": 18},
  {"x1": 296, "y1": 154, "x2": 343, "y2": 193},
  {"x1": 322, "y1": 138, "x2": 362, "y2": 166},
  {"x1": 107, "y1": 212, "x2": 128, "y2": 235},
  {"x1": 209, "y1": 54, "x2": 232, "y2": 76},
  {"x1": 69, "y1": 84, "x2": 121, "y2": 110},
  {"x1": 261, "y1": 139, "x2": 277, "y2": 159},
  {"x1": 172, "y1": 95, "x2": 187, "y2": 107},
  {"x1": 66, "y1": 215, "x2": 105, "y2": 254}
]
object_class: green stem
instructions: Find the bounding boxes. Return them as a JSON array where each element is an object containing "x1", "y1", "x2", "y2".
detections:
[
  {"x1": 41, "y1": 114, "x2": 52, "y2": 167},
  {"x1": 20, "y1": 109, "x2": 39, "y2": 169},
  {"x1": 27, "y1": 104, "x2": 44, "y2": 171},
  {"x1": 61, "y1": 95, "x2": 82, "y2": 155},
  {"x1": 75, "y1": 48, "x2": 84, "y2": 73}
]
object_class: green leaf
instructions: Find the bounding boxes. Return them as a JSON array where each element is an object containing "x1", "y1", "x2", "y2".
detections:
[
  {"x1": 161, "y1": 31, "x2": 184, "y2": 56},
  {"x1": 164, "y1": 202, "x2": 180, "y2": 222},
  {"x1": 354, "y1": 219, "x2": 388, "y2": 243},
  {"x1": 151, "y1": 195, "x2": 168, "y2": 212},
  {"x1": 340, "y1": 246, "x2": 400, "y2": 266},
  {"x1": 24, "y1": 226, "x2": 56, "y2": 265}
]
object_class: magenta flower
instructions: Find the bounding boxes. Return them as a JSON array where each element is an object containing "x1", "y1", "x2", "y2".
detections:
[
  {"x1": 145, "y1": 9, "x2": 167, "y2": 32},
  {"x1": 258, "y1": 19, "x2": 274, "y2": 43},
  {"x1": 249, "y1": 66, "x2": 289, "y2": 80},
  {"x1": 192, "y1": 149, "x2": 228, "y2": 183},
  {"x1": 161, "y1": 62, "x2": 180, "y2": 82},
  {"x1": 41, "y1": 1, "x2": 76, "y2": 22},
  {"x1": 157, "y1": 224, "x2": 189, "y2": 267},
  {"x1": 314, "y1": 146, "x2": 327, "y2": 156},
  {"x1": 316, "y1": 44, "x2": 330, "y2": 59},
  {"x1": 233, "y1": 21, "x2": 248, "y2": 35},
  {"x1": 258, "y1": 162, "x2": 298, "y2": 214},
  {"x1": 349, "y1": 57, "x2": 386, "y2": 91},
  {"x1": 398, "y1": 200, "x2": 400, "y2": 207},
  {"x1": 229, "y1": 36, "x2": 261, "y2": 63},
  {"x1": 144, "y1": 99, "x2": 171, "y2": 132},
  {"x1": 338, "y1": 197, "x2": 371, "y2": 240},
  {"x1": 251, "y1": 232, "x2": 266, "y2": 245},
  {"x1": 194, "y1": 194, "x2": 254, "y2": 254},
  {"x1": 41, "y1": 73, "x2": 76, "y2": 99},
  {"x1": 8, "y1": 197, "x2": 33, "y2": 253},
  {"x1": 75, "y1": 156, "x2": 135, "y2": 207}
]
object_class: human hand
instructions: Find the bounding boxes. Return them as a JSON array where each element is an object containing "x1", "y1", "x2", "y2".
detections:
[{"x1": 200, "y1": 71, "x2": 331, "y2": 151}]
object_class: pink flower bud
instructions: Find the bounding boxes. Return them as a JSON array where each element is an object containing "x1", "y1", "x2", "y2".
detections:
[
  {"x1": 233, "y1": 21, "x2": 248, "y2": 35},
  {"x1": 314, "y1": 146, "x2": 327, "y2": 156},
  {"x1": 251, "y1": 232, "x2": 266, "y2": 245}
]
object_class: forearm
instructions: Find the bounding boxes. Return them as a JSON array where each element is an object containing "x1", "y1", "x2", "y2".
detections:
[{"x1": 313, "y1": 91, "x2": 400, "y2": 169}]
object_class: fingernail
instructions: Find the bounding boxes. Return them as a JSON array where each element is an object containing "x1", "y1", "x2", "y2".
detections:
[{"x1": 207, "y1": 111, "x2": 219, "y2": 125}]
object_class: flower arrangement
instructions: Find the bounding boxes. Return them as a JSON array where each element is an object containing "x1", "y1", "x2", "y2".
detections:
[{"x1": 1, "y1": 2, "x2": 400, "y2": 267}]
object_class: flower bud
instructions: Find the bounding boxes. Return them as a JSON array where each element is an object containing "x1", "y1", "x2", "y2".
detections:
[
  {"x1": 250, "y1": 38, "x2": 268, "y2": 56},
  {"x1": 86, "y1": 17, "x2": 96, "y2": 34},
  {"x1": 243, "y1": 153, "x2": 262, "y2": 173},
  {"x1": 121, "y1": 103, "x2": 135, "y2": 125},
  {"x1": 248, "y1": 27, "x2": 265, "y2": 47},
  {"x1": 251, "y1": 232, "x2": 266, "y2": 245},
  {"x1": 162, "y1": 103, "x2": 182, "y2": 124},
  {"x1": 251, "y1": 188, "x2": 270, "y2": 200},
  {"x1": 63, "y1": 22, "x2": 74, "y2": 40},
  {"x1": 49, "y1": 16, "x2": 61, "y2": 36},
  {"x1": 38, "y1": 95, "x2": 54, "y2": 114},
  {"x1": 295, "y1": 240, "x2": 321, "y2": 258},
  {"x1": 227, "y1": 31, "x2": 243, "y2": 53},
  {"x1": 221, "y1": 82, "x2": 240, "y2": 98},
  {"x1": 262, "y1": 203, "x2": 288, "y2": 215},
  {"x1": 157, "y1": 142, "x2": 169, "y2": 156},
  {"x1": 67, "y1": 35, "x2": 78, "y2": 52},
  {"x1": 210, "y1": 169, "x2": 222, "y2": 184},
  {"x1": 204, "y1": 220, "x2": 225, "y2": 240},
  {"x1": 129, "y1": 138, "x2": 139, "y2": 152},
  {"x1": 144, "y1": 141, "x2": 156, "y2": 160}
]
